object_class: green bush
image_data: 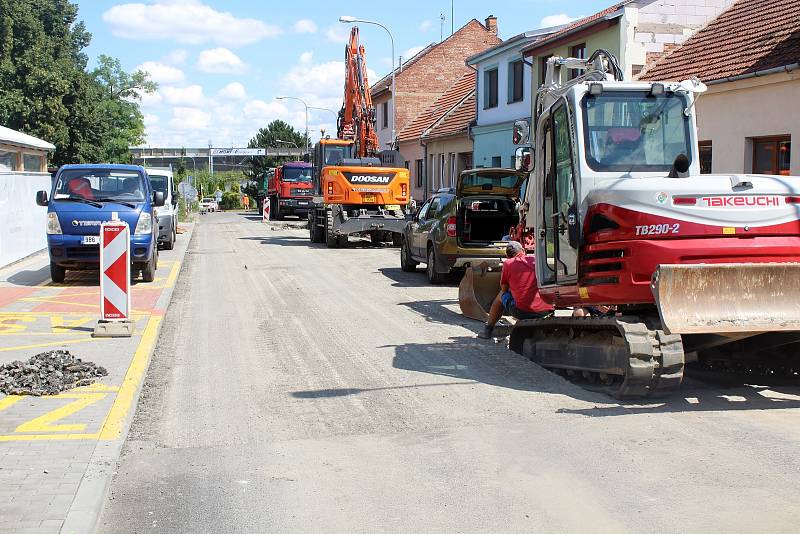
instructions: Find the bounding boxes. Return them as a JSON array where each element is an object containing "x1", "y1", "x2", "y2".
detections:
[{"x1": 219, "y1": 191, "x2": 241, "y2": 210}]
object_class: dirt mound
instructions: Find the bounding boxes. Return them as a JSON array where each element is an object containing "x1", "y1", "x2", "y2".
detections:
[{"x1": 0, "y1": 350, "x2": 108, "y2": 396}]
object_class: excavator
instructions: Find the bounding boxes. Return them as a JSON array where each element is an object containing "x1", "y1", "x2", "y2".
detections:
[
  {"x1": 308, "y1": 26, "x2": 411, "y2": 247},
  {"x1": 460, "y1": 50, "x2": 800, "y2": 397}
]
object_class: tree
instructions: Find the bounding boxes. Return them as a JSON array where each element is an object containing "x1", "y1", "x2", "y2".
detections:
[
  {"x1": 0, "y1": 1, "x2": 155, "y2": 166},
  {"x1": 245, "y1": 120, "x2": 308, "y2": 179}
]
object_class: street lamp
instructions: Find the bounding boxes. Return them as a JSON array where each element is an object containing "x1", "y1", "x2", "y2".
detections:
[
  {"x1": 276, "y1": 96, "x2": 309, "y2": 154},
  {"x1": 339, "y1": 15, "x2": 396, "y2": 150}
]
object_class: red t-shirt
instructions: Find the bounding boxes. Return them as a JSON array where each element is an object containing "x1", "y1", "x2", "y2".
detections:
[{"x1": 500, "y1": 254, "x2": 554, "y2": 314}]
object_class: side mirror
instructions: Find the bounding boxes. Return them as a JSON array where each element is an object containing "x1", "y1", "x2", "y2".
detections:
[
  {"x1": 153, "y1": 191, "x2": 166, "y2": 207},
  {"x1": 36, "y1": 190, "x2": 49, "y2": 206},
  {"x1": 513, "y1": 119, "x2": 530, "y2": 145},
  {"x1": 514, "y1": 147, "x2": 533, "y2": 173}
]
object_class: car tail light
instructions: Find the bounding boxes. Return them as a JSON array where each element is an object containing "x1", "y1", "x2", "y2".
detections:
[
  {"x1": 327, "y1": 183, "x2": 333, "y2": 196},
  {"x1": 785, "y1": 196, "x2": 800, "y2": 204},
  {"x1": 446, "y1": 216, "x2": 457, "y2": 237},
  {"x1": 401, "y1": 183, "x2": 407, "y2": 197},
  {"x1": 673, "y1": 196, "x2": 697, "y2": 205}
]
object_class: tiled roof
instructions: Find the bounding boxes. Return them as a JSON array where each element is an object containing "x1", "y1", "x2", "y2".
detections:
[
  {"x1": 640, "y1": 0, "x2": 800, "y2": 82},
  {"x1": 397, "y1": 71, "x2": 476, "y2": 142},
  {"x1": 422, "y1": 92, "x2": 476, "y2": 140},
  {"x1": 521, "y1": 1, "x2": 632, "y2": 56}
]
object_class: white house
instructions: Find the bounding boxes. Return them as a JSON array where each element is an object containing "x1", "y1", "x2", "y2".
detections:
[{"x1": 0, "y1": 125, "x2": 55, "y2": 268}]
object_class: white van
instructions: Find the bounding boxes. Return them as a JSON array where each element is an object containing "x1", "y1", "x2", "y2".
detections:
[{"x1": 145, "y1": 167, "x2": 178, "y2": 250}]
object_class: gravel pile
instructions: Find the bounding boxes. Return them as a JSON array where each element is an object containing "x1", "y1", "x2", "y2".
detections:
[{"x1": 0, "y1": 350, "x2": 108, "y2": 396}]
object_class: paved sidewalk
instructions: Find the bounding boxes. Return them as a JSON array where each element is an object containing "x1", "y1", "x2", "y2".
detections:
[{"x1": 0, "y1": 223, "x2": 194, "y2": 534}]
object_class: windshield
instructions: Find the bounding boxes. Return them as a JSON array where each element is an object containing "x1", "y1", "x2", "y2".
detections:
[
  {"x1": 323, "y1": 145, "x2": 353, "y2": 165},
  {"x1": 460, "y1": 171, "x2": 521, "y2": 190},
  {"x1": 148, "y1": 174, "x2": 169, "y2": 194},
  {"x1": 283, "y1": 167, "x2": 312, "y2": 182},
  {"x1": 582, "y1": 91, "x2": 692, "y2": 172},
  {"x1": 54, "y1": 169, "x2": 147, "y2": 202}
]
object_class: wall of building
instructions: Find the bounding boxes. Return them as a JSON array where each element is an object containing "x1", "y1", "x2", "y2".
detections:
[
  {"x1": 0, "y1": 171, "x2": 51, "y2": 268},
  {"x1": 424, "y1": 135, "x2": 473, "y2": 193},
  {"x1": 472, "y1": 121, "x2": 517, "y2": 169},
  {"x1": 696, "y1": 73, "x2": 800, "y2": 176},
  {"x1": 398, "y1": 140, "x2": 425, "y2": 201},
  {"x1": 475, "y1": 48, "x2": 533, "y2": 126}
]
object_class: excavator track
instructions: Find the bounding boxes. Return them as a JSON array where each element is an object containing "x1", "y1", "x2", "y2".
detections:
[{"x1": 509, "y1": 316, "x2": 684, "y2": 398}]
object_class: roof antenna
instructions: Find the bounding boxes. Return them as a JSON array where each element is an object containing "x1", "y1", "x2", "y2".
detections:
[{"x1": 440, "y1": 12, "x2": 445, "y2": 42}]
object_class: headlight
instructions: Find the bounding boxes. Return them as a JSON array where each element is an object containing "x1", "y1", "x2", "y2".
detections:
[
  {"x1": 47, "y1": 212, "x2": 62, "y2": 234},
  {"x1": 135, "y1": 212, "x2": 152, "y2": 235}
]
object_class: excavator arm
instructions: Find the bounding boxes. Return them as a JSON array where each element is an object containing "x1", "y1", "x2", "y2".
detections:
[{"x1": 338, "y1": 27, "x2": 380, "y2": 158}]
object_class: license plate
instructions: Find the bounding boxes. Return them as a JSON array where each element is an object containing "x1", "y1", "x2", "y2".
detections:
[
  {"x1": 82, "y1": 235, "x2": 100, "y2": 245},
  {"x1": 363, "y1": 193, "x2": 376, "y2": 203}
]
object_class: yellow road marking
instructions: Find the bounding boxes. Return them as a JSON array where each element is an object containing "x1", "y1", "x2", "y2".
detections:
[
  {"x1": 15, "y1": 393, "x2": 107, "y2": 433},
  {"x1": 19, "y1": 297, "x2": 99, "y2": 309},
  {"x1": 0, "y1": 432, "x2": 101, "y2": 441},
  {"x1": 0, "y1": 316, "x2": 37, "y2": 334},
  {"x1": 0, "y1": 336, "x2": 96, "y2": 352},
  {"x1": 51, "y1": 314, "x2": 94, "y2": 333},
  {"x1": 164, "y1": 259, "x2": 181, "y2": 288},
  {"x1": 98, "y1": 315, "x2": 162, "y2": 440},
  {"x1": 0, "y1": 396, "x2": 22, "y2": 412}
]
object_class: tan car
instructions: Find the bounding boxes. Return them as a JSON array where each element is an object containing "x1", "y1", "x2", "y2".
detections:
[{"x1": 400, "y1": 168, "x2": 525, "y2": 283}]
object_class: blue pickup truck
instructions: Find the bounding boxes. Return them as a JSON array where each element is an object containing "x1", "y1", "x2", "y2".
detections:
[{"x1": 36, "y1": 164, "x2": 165, "y2": 283}]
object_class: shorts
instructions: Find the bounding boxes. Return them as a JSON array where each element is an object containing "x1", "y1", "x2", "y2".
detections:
[{"x1": 501, "y1": 291, "x2": 551, "y2": 320}]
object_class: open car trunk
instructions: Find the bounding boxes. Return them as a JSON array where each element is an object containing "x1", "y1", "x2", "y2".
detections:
[{"x1": 458, "y1": 196, "x2": 519, "y2": 245}]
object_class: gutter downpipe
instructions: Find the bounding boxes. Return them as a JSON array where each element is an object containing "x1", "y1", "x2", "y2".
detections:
[
  {"x1": 705, "y1": 62, "x2": 800, "y2": 85},
  {"x1": 466, "y1": 61, "x2": 479, "y2": 179}
]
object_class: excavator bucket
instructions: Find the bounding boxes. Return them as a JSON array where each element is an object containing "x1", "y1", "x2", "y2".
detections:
[
  {"x1": 652, "y1": 263, "x2": 800, "y2": 335},
  {"x1": 458, "y1": 262, "x2": 502, "y2": 322}
]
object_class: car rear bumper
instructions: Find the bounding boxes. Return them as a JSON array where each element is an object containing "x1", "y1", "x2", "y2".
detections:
[{"x1": 48, "y1": 233, "x2": 154, "y2": 268}]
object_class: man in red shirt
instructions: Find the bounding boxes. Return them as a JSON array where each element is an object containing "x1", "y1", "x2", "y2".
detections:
[{"x1": 478, "y1": 241, "x2": 554, "y2": 339}]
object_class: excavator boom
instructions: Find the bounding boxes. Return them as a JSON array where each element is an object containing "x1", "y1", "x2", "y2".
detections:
[{"x1": 338, "y1": 27, "x2": 380, "y2": 157}]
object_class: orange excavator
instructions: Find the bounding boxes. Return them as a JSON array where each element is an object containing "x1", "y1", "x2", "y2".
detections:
[{"x1": 308, "y1": 26, "x2": 411, "y2": 248}]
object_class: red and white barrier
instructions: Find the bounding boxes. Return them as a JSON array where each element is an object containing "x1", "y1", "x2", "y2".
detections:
[
  {"x1": 262, "y1": 198, "x2": 270, "y2": 222},
  {"x1": 99, "y1": 221, "x2": 131, "y2": 321}
]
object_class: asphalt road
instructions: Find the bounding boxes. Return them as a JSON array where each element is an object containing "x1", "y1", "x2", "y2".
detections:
[{"x1": 99, "y1": 211, "x2": 800, "y2": 534}]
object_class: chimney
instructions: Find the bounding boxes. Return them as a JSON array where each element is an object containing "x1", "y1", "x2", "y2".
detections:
[{"x1": 485, "y1": 15, "x2": 498, "y2": 35}]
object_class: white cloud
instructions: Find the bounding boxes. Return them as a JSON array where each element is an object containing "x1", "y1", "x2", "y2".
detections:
[
  {"x1": 419, "y1": 20, "x2": 432, "y2": 32},
  {"x1": 402, "y1": 46, "x2": 426, "y2": 61},
  {"x1": 169, "y1": 107, "x2": 211, "y2": 131},
  {"x1": 540, "y1": 14, "x2": 582, "y2": 28},
  {"x1": 197, "y1": 48, "x2": 247, "y2": 74},
  {"x1": 244, "y1": 99, "x2": 288, "y2": 120},
  {"x1": 293, "y1": 19, "x2": 317, "y2": 34},
  {"x1": 163, "y1": 49, "x2": 188, "y2": 65},
  {"x1": 217, "y1": 82, "x2": 246, "y2": 100},
  {"x1": 102, "y1": 1, "x2": 281, "y2": 47},
  {"x1": 161, "y1": 85, "x2": 208, "y2": 107},
  {"x1": 325, "y1": 25, "x2": 350, "y2": 43},
  {"x1": 138, "y1": 90, "x2": 163, "y2": 108},
  {"x1": 143, "y1": 114, "x2": 159, "y2": 127},
  {"x1": 136, "y1": 61, "x2": 185, "y2": 85},
  {"x1": 299, "y1": 51, "x2": 313, "y2": 64}
]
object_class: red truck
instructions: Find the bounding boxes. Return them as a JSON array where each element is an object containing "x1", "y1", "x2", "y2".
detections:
[{"x1": 266, "y1": 161, "x2": 313, "y2": 220}]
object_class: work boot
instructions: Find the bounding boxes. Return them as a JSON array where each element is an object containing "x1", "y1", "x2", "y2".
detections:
[{"x1": 478, "y1": 323, "x2": 494, "y2": 339}]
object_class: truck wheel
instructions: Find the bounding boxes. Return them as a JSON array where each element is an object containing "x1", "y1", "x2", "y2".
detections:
[
  {"x1": 325, "y1": 208, "x2": 339, "y2": 248},
  {"x1": 164, "y1": 226, "x2": 175, "y2": 250},
  {"x1": 141, "y1": 250, "x2": 157, "y2": 282},
  {"x1": 309, "y1": 211, "x2": 324, "y2": 242},
  {"x1": 50, "y1": 262, "x2": 66, "y2": 283},
  {"x1": 426, "y1": 245, "x2": 446, "y2": 284},
  {"x1": 400, "y1": 238, "x2": 418, "y2": 272}
]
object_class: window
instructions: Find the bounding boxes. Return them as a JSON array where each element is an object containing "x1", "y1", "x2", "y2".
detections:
[
  {"x1": 23, "y1": 153, "x2": 43, "y2": 172},
  {"x1": 439, "y1": 154, "x2": 446, "y2": 189},
  {"x1": 0, "y1": 150, "x2": 15, "y2": 171},
  {"x1": 582, "y1": 91, "x2": 692, "y2": 172},
  {"x1": 415, "y1": 159, "x2": 423, "y2": 188},
  {"x1": 569, "y1": 43, "x2": 586, "y2": 80},
  {"x1": 508, "y1": 59, "x2": 524, "y2": 103},
  {"x1": 449, "y1": 153, "x2": 456, "y2": 187},
  {"x1": 699, "y1": 141, "x2": 712, "y2": 174},
  {"x1": 539, "y1": 54, "x2": 553, "y2": 87},
  {"x1": 382, "y1": 102, "x2": 388, "y2": 129},
  {"x1": 484, "y1": 67, "x2": 498, "y2": 109},
  {"x1": 491, "y1": 156, "x2": 502, "y2": 167},
  {"x1": 428, "y1": 197, "x2": 441, "y2": 218},
  {"x1": 753, "y1": 136, "x2": 791, "y2": 175}
]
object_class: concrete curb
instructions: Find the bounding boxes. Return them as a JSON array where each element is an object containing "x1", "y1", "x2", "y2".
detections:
[{"x1": 60, "y1": 223, "x2": 196, "y2": 534}]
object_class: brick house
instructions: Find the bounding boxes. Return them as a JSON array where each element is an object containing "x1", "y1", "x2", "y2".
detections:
[
  {"x1": 397, "y1": 72, "x2": 476, "y2": 200},
  {"x1": 640, "y1": 0, "x2": 800, "y2": 176},
  {"x1": 370, "y1": 16, "x2": 501, "y2": 157}
]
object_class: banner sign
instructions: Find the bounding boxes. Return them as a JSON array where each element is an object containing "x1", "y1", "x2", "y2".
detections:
[{"x1": 210, "y1": 148, "x2": 266, "y2": 156}]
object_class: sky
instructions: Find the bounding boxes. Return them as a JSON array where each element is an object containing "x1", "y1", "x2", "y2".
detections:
[{"x1": 75, "y1": 0, "x2": 614, "y2": 149}]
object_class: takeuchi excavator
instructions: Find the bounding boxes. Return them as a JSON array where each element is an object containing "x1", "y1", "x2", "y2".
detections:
[
  {"x1": 461, "y1": 49, "x2": 800, "y2": 397},
  {"x1": 308, "y1": 26, "x2": 410, "y2": 247}
]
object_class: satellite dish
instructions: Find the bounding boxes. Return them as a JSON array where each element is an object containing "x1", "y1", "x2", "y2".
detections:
[{"x1": 679, "y1": 77, "x2": 707, "y2": 94}]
